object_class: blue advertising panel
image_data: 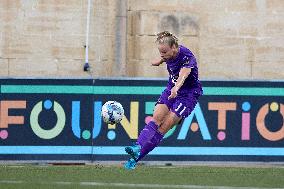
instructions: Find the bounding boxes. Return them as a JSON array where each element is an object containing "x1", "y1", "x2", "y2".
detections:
[{"x1": 0, "y1": 79, "x2": 283, "y2": 161}]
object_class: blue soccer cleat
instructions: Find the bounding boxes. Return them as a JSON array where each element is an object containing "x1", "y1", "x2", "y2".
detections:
[
  {"x1": 125, "y1": 144, "x2": 141, "y2": 160},
  {"x1": 124, "y1": 158, "x2": 137, "y2": 170}
]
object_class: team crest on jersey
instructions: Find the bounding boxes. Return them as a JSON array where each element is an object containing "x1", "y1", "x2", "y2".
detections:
[
  {"x1": 170, "y1": 74, "x2": 178, "y2": 84},
  {"x1": 181, "y1": 56, "x2": 190, "y2": 66}
]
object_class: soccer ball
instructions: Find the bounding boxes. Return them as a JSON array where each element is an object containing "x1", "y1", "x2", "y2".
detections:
[{"x1": 101, "y1": 101, "x2": 124, "y2": 125}]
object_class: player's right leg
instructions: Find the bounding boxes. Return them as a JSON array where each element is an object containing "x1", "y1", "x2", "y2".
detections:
[
  {"x1": 125, "y1": 145, "x2": 141, "y2": 160},
  {"x1": 124, "y1": 105, "x2": 170, "y2": 169},
  {"x1": 124, "y1": 158, "x2": 137, "y2": 170},
  {"x1": 152, "y1": 103, "x2": 170, "y2": 126},
  {"x1": 124, "y1": 119, "x2": 164, "y2": 169},
  {"x1": 124, "y1": 90, "x2": 172, "y2": 169},
  {"x1": 125, "y1": 104, "x2": 169, "y2": 155},
  {"x1": 128, "y1": 95, "x2": 197, "y2": 169},
  {"x1": 159, "y1": 92, "x2": 199, "y2": 134}
]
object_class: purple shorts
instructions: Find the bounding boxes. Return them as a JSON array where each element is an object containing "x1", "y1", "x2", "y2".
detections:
[{"x1": 156, "y1": 89, "x2": 201, "y2": 119}]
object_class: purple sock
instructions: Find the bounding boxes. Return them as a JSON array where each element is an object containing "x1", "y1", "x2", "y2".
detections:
[
  {"x1": 136, "y1": 121, "x2": 158, "y2": 147},
  {"x1": 136, "y1": 121, "x2": 164, "y2": 161}
]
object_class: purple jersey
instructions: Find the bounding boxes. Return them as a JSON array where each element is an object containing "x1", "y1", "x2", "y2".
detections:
[{"x1": 166, "y1": 45, "x2": 202, "y2": 95}]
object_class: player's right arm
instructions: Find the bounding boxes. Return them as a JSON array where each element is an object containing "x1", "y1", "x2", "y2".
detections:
[{"x1": 151, "y1": 58, "x2": 165, "y2": 66}]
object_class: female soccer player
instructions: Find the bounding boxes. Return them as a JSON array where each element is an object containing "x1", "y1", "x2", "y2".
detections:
[{"x1": 124, "y1": 31, "x2": 203, "y2": 169}]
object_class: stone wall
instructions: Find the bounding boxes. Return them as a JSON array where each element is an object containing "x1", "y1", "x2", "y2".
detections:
[{"x1": 0, "y1": 0, "x2": 283, "y2": 80}]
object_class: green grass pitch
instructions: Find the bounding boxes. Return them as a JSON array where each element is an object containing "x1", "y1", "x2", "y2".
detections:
[{"x1": 0, "y1": 164, "x2": 283, "y2": 189}]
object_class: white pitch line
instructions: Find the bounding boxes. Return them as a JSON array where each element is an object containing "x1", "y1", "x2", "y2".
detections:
[
  {"x1": 0, "y1": 180, "x2": 23, "y2": 184},
  {"x1": 80, "y1": 182, "x2": 284, "y2": 189},
  {"x1": 0, "y1": 180, "x2": 284, "y2": 189}
]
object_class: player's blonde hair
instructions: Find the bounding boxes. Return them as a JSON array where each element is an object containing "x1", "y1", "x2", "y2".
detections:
[{"x1": 156, "y1": 31, "x2": 178, "y2": 47}]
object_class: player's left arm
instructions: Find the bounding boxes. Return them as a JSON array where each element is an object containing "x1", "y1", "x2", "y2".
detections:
[{"x1": 168, "y1": 67, "x2": 191, "y2": 99}]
